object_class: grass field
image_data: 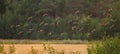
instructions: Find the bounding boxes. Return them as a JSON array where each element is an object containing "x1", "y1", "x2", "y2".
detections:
[
  {"x1": 0, "y1": 40, "x2": 88, "y2": 54},
  {"x1": 0, "y1": 37, "x2": 119, "y2": 54},
  {"x1": 2, "y1": 44, "x2": 88, "y2": 54}
]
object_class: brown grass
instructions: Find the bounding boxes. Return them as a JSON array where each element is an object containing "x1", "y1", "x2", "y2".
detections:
[{"x1": 3, "y1": 44, "x2": 88, "y2": 54}]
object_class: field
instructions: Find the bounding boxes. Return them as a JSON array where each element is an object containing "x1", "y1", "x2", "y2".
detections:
[
  {"x1": 0, "y1": 37, "x2": 120, "y2": 54},
  {"x1": 3, "y1": 44, "x2": 88, "y2": 54},
  {"x1": 0, "y1": 40, "x2": 88, "y2": 54}
]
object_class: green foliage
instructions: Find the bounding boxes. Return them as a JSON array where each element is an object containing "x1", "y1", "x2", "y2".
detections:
[
  {"x1": 88, "y1": 37, "x2": 120, "y2": 54},
  {"x1": 0, "y1": 0, "x2": 120, "y2": 40},
  {"x1": 66, "y1": 0, "x2": 113, "y2": 18},
  {"x1": 0, "y1": 0, "x2": 7, "y2": 14},
  {"x1": 108, "y1": 1, "x2": 120, "y2": 36}
]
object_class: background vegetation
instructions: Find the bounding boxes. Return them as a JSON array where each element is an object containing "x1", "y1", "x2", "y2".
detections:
[{"x1": 0, "y1": 0, "x2": 120, "y2": 40}]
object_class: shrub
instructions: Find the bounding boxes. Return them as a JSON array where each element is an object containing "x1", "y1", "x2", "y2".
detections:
[{"x1": 88, "y1": 37, "x2": 120, "y2": 54}]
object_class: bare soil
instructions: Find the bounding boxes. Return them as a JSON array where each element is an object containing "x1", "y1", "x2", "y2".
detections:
[{"x1": 3, "y1": 44, "x2": 88, "y2": 54}]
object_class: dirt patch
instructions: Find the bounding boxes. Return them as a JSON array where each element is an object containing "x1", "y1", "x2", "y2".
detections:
[{"x1": 3, "y1": 44, "x2": 88, "y2": 54}]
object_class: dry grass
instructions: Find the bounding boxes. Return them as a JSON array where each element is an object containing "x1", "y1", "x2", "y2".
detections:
[{"x1": 3, "y1": 44, "x2": 88, "y2": 54}]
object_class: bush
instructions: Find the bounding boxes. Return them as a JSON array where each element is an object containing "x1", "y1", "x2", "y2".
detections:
[{"x1": 88, "y1": 37, "x2": 120, "y2": 54}]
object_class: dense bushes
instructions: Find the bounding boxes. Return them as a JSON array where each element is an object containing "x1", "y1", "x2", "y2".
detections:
[
  {"x1": 0, "y1": 0, "x2": 120, "y2": 40},
  {"x1": 88, "y1": 37, "x2": 120, "y2": 54},
  {"x1": 0, "y1": 14, "x2": 119, "y2": 40}
]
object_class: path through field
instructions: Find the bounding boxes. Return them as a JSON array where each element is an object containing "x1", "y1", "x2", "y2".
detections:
[{"x1": 4, "y1": 44, "x2": 88, "y2": 54}]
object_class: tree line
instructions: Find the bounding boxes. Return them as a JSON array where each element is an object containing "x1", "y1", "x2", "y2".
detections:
[{"x1": 0, "y1": 0, "x2": 120, "y2": 40}]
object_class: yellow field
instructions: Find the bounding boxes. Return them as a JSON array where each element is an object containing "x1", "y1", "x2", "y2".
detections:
[{"x1": 3, "y1": 44, "x2": 88, "y2": 54}]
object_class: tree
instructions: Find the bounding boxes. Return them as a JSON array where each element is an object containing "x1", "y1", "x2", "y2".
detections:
[{"x1": 0, "y1": 0, "x2": 7, "y2": 15}]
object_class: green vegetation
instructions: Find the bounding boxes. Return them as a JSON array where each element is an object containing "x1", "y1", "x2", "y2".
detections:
[
  {"x1": 0, "y1": 40, "x2": 87, "y2": 44},
  {"x1": 87, "y1": 37, "x2": 120, "y2": 54},
  {"x1": 0, "y1": 0, "x2": 120, "y2": 40}
]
